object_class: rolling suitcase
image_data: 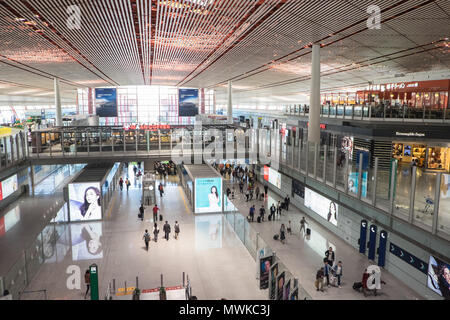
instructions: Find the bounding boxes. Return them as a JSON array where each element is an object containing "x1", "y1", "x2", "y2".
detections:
[
  {"x1": 306, "y1": 228, "x2": 311, "y2": 235},
  {"x1": 159, "y1": 214, "x2": 163, "y2": 221},
  {"x1": 138, "y1": 213, "x2": 142, "y2": 219},
  {"x1": 268, "y1": 214, "x2": 272, "y2": 221},
  {"x1": 257, "y1": 216, "x2": 261, "y2": 223},
  {"x1": 273, "y1": 234, "x2": 279, "y2": 240}
]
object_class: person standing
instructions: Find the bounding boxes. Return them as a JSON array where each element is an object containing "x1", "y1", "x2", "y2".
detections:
[
  {"x1": 163, "y1": 221, "x2": 171, "y2": 241},
  {"x1": 143, "y1": 229, "x2": 151, "y2": 251},
  {"x1": 84, "y1": 269, "x2": 90, "y2": 299},
  {"x1": 270, "y1": 204, "x2": 276, "y2": 221},
  {"x1": 125, "y1": 178, "x2": 131, "y2": 192},
  {"x1": 133, "y1": 165, "x2": 137, "y2": 176},
  {"x1": 287, "y1": 220, "x2": 292, "y2": 235},
  {"x1": 245, "y1": 189, "x2": 250, "y2": 202},
  {"x1": 119, "y1": 177, "x2": 124, "y2": 191},
  {"x1": 276, "y1": 201, "x2": 282, "y2": 218},
  {"x1": 285, "y1": 196, "x2": 290, "y2": 211},
  {"x1": 315, "y1": 267, "x2": 324, "y2": 292},
  {"x1": 139, "y1": 204, "x2": 145, "y2": 221},
  {"x1": 300, "y1": 217, "x2": 307, "y2": 234},
  {"x1": 153, "y1": 223, "x2": 159, "y2": 242},
  {"x1": 239, "y1": 181, "x2": 244, "y2": 194},
  {"x1": 255, "y1": 186, "x2": 260, "y2": 200},
  {"x1": 259, "y1": 205, "x2": 265, "y2": 222},
  {"x1": 174, "y1": 221, "x2": 180, "y2": 240},
  {"x1": 152, "y1": 204, "x2": 159, "y2": 222},
  {"x1": 280, "y1": 224, "x2": 286, "y2": 244},
  {"x1": 264, "y1": 184, "x2": 268, "y2": 196},
  {"x1": 333, "y1": 261, "x2": 343, "y2": 288},
  {"x1": 249, "y1": 205, "x2": 255, "y2": 222},
  {"x1": 159, "y1": 183, "x2": 164, "y2": 197},
  {"x1": 325, "y1": 247, "x2": 335, "y2": 267}
]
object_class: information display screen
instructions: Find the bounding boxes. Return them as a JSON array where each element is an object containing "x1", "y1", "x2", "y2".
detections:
[
  {"x1": 304, "y1": 187, "x2": 338, "y2": 226},
  {"x1": 70, "y1": 222, "x2": 103, "y2": 261},
  {"x1": 427, "y1": 255, "x2": 450, "y2": 298},
  {"x1": 195, "y1": 177, "x2": 222, "y2": 213},
  {"x1": 68, "y1": 182, "x2": 102, "y2": 221},
  {"x1": 0, "y1": 174, "x2": 18, "y2": 201}
]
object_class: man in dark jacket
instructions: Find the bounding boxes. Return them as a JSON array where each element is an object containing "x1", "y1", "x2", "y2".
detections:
[
  {"x1": 315, "y1": 268, "x2": 324, "y2": 292},
  {"x1": 163, "y1": 221, "x2": 171, "y2": 241},
  {"x1": 325, "y1": 247, "x2": 335, "y2": 267},
  {"x1": 139, "y1": 204, "x2": 145, "y2": 221}
]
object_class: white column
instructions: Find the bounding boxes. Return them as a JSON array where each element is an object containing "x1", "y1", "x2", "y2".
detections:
[
  {"x1": 308, "y1": 44, "x2": 320, "y2": 143},
  {"x1": 212, "y1": 89, "x2": 217, "y2": 114},
  {"x1": 54, "y1": 78, "x2": 62, "y2": 127},
  {"x1": 227, "y1": 81, "x2": 233, "y2": 124}
]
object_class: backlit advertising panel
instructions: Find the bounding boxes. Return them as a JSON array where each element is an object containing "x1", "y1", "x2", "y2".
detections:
[
  {"x1": 179, "y1": 88, "x2": 199, "y2": 117},
  {"x1": 0, "y1": 174, "x2": 18, "y2": 201},
  {"x1": 427, "y1": 255, "x2": 450, "y2": 299},
  {"x1": 95, "y1": 88, "x2": 117, "y2": 117},
  {"x1": 259, "y1": 255, "x2": 273, "y2": 289},
  {"x1": 194, "y1": 177, "x2": 222, "y2": 213},
  {"x1": 268, "y1": 167, "x2": 281, "y2": 189},
  {"x1": 304, "y1": 187, "x2": 338, "y2": 226},
  {"x1": 68, "y1": 182, "x2": 102, "y2": 221}
]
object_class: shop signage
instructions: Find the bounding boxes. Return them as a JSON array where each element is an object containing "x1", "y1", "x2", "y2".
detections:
[
  {"x1": 389, "y1": 243, "x2": 428, "y2": 275},
  {"x1": 395, "y1": 132, "x2": 425, "y2": 137},
  {"x1": 306, "y1": 122, "x2": 327, "y2": 129},
  {"x1": 124, "y1": 124, "x2": 171, "y2": 131}
]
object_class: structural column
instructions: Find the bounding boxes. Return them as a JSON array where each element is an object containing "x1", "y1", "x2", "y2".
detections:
[
  {"x1": 308, "y1": 44, "x2": 321, "y2": 144},
  {"x1": 227, "y1": 81, "x2": 233, "y2": 124},
  {"x1": 54, "y1": 78, "x2": 62, "y2": 127},
  {"x1": 212, "y1": 89, "x2": 216, "y2": 114}
]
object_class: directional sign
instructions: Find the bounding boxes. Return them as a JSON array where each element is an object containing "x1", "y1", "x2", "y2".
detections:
[
  {"x1": 377, "y1": 230, "x2": 388, "y2": 267},
  {"x1": 389, "y1": 242, "x2": 428, "y2": 274},
  {"x1": 359, "y1": 220, "x2": 368, "y2": 254},
  {"x1": 368, "y1": 225, "x2": 377, "y2": 260}
]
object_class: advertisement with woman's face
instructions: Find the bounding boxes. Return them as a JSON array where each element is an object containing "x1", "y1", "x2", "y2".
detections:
[
  {"x1": 195, "y1": 178, "x2": 222, "y2": 213},
  {"x1": 428, "y1": 255, "x2": 450, "y2": 299},
  {"x1": 68, "y1": 183, "x2": 102, "y2": 221},
  {"x1": 70, "y1": 222, "x2": 103, "y2": 261},
  {"x1": 304, "y1": 187, "x2": 338, "y2": 226}
]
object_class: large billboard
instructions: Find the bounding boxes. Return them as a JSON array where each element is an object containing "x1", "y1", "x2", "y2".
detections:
[
  {"x1": 95, "y1": 88, "x2": 117, "y2": 117},
  {"x1": 194, "y1": 177, "x2": 222, "y2": 213},
  {"x1": 263, "y1": 165, "x2": 281, "y2": 189},
  {"x1": 427, "y1": 255, "x2": 450, "y2": 299},
  {"x1": 179, "y1": 88, "x2": 199, "y2": 117},
  {"x1": 304, "y1": 187, "x2": 338, "y2": 226},
  {"x1": 68, "y1": 182, "x2": 102, "y2": 221},
  {"x1": 259, "y1": 255, "x2": 273, "y2": 289},
  {"x1": 0, "y1": 174, "x2": 18, "y2": 201}
]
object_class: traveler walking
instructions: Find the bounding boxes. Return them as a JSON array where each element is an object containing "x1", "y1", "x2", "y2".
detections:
[
  {"x1": 276, "y1": 201, "x2": 282, "y2": 218},
  {"x1": 255, "y1": 186, "x2": 260, "y2": 200},
  {"x1": 133, "y1": 165, "x2": 137, "y2": 176},
  {"x1": 264, "y1": 184, "x2": 268, "y2": 196},
  {"x1": 152, "y1": 204, "x2": 159, "y2": 222},
  {"x1": 174, "y1": 221, "x2": 180, "y2": 239},
  {"x1": 280, "y1": 224, "x2": 286, "y2": 244},
  {"x1": 119, "y1": 177, "x2": 124, "y2": 191},
  {"x1": 324, "y1": 260, "x2": 331, "y2": 287},
  {"x1": 287, "y1": 220, "x2": 292, "y2": 235},
  {"x1": 332, "y1": 261, "x2": 343, "y2": 288},
  {"x1": 159, "y1": 183, "x2": 164, "y2": 197},
  {"x1": 153, "y1": 223, "x2": 159, "y2": 242},
  {"x1": 84, "y1": 269, "x2": 90, "y2": 299},
  {"x1": 139, "y1": 203, "x2": 145, "y2": 221},
  {"x1": 325, "y1": 247, "x2": 335, "y2": 267},
  {"x1": 315, "y1": 268, "x2": 324, "y2": 292},
  {"x1": 249, "y1": 205, "x2": 255, "y2": 222},
  {"x1": 239, "y1": 181, "x2": 244, "y2": 194},
  {"x1": 143, "y1": 229, "x2": 151, "y2": 251},
  {"x1": 300, "y1": 217, "x2": 307, "y2": 234},
  {"x1": 163, "y1": 221, "x2": 171, "y2": 241},
  {"x1": 125, "y1": 178, "x2": 131, "y2": 192},
  {"x1": 285, "y1": 196, "x2": 290, "y2": 211},
  {"x1": 245, "y1": 190, "x2": 250, "y2": 202}
]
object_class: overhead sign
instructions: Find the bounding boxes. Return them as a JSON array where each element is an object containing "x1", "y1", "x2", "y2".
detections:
[
  {"x1": 95, "y1": 88, "x2": 117, "y2": 117},
  {"x1": 179, "y1": 88, "x2": 199, "y2": 117},
  {"x1": 389, "y1": 242, "x2": 428, "y2": 275}
]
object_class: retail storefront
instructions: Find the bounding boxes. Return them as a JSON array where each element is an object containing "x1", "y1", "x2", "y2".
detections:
[{"x1": 392, "y1": 142, "x2": 450, "y2": 172}]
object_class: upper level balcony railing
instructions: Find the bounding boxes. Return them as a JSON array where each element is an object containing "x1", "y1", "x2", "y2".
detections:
[{"x1": 285, "y1": 103, "x2": 450, "y2": 122}]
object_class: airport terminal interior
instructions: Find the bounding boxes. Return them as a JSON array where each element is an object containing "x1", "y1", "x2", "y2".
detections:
[{"x1": 0, "y1": 0, "x2": 449, "y2": 301}]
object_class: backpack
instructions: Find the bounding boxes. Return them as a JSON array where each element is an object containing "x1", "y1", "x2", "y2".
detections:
[
  {"x1": 175, "y1": 225, "x2": 180, "y2": 233},
  {"x1": 144, "y1": 233, "x2": 150, "y2": 242}
]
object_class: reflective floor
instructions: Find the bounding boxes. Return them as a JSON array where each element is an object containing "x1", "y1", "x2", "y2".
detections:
[
  {"x1": 223, "y1": 177, "x2": 424, "y2": 300},
  {"x1": 19, "y1": 169, "x2": 266, "y2": 300}
]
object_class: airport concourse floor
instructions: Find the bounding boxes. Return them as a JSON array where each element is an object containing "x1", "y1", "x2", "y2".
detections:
[
  {"x1": 224, "y1": 179, "x2": 424, "y2": 300},
  {"x1": 22, "y1": 168, "x2": 267, "y2": 300}
]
